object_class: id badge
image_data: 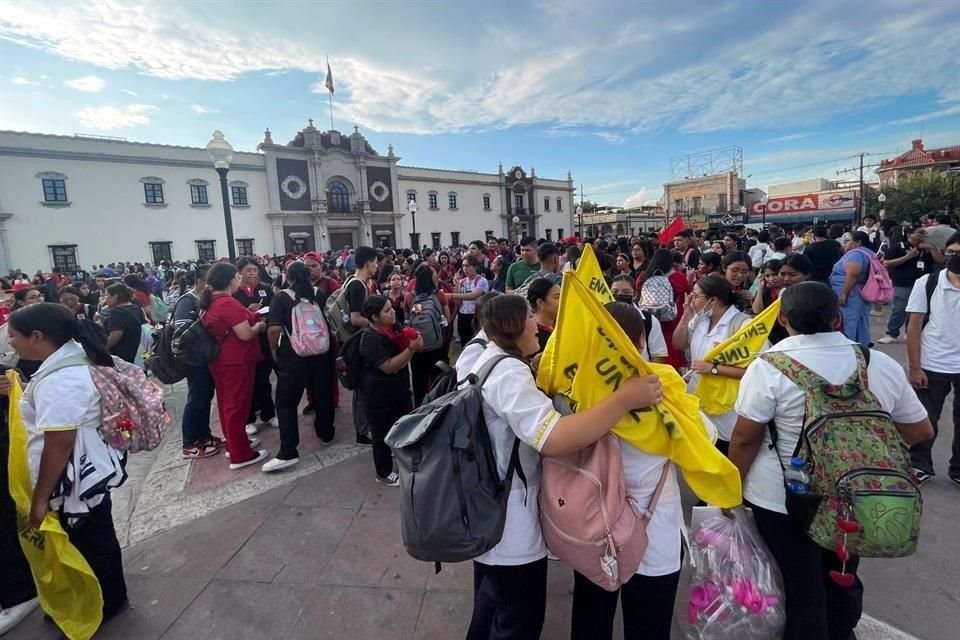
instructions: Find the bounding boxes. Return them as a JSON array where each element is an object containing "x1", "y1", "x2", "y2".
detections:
[
  {"x1": 258, "y1": 289, "x2": 267, "y2": 299},
  {"x1": 916, "y1": 260, "x2": 925, "y2": 271}
]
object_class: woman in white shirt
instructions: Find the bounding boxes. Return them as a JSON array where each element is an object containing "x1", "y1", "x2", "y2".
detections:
[
  {"x1": 672, "y1": 274, "x2": 751, "y2": 455},
  {"x1": 569, "y1": 301, "x2": 684, "y2": 640},
  {"x1": 729, "y1": 282, "x2": 932, "y2": 640},
  {"x1": 3, "y1": 303, "x2": 128, "y2": 620},
  {"x1": 466, "y1": 294, "x2": 663, "y2": 640}
]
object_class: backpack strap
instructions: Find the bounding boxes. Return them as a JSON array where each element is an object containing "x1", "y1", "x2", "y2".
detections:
[
  {"x1": 923, "y1": 272, "x2": 938, "y2": 328},
  {"x1": 464, "y1": 337, "x2": 488, "y2": 349},
  {"x1": 29, "y1": 353, "x2": 95, "y2": 385},
  {"x1": 635, "y1": 462, "x2": 671, "y2": 521}
]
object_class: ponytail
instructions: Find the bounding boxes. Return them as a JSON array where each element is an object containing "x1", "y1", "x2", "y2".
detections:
[{"x1": 74, "y1": 319, "x2": 113, "y2": 367}]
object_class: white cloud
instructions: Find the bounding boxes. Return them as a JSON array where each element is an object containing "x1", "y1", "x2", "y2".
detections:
[
  {"x1": 10, "y1": 76, "x2": 39, "y2": 85},
  {"x1": 120, "y1": 88, "x2": 138, "y2": 97},
  {"x1": 191, "y1": 104, "x2": 219, "y2": 114},
  {"x1": 623, "y1": 187, "x2": 660, "y2": 209},
  {"x1": 764, "y1": 133, "x2": 809, "y2": 144},
  {"x1": 64, "y1": 75, "x2": 105, "y2": 92},
  {"x1": 886, "y1": 105, "x2": 960, "y2": 126},
  {"x1": 75, "y1": 104, "x2": 158, "y2": 130}
]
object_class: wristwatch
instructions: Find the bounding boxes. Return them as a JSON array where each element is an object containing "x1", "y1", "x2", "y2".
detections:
[{"x1": 710, "y1": 363, "x2": 720, "y2": 375}]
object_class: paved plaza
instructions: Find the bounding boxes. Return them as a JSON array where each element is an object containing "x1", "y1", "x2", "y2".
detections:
[{"x1": 7, "y1": 314, "x2": 955, "y2": 640}]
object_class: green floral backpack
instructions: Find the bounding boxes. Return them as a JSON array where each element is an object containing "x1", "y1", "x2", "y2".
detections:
[{"x1": 760, "y1": 346, "x2": 921, "y2": 582}]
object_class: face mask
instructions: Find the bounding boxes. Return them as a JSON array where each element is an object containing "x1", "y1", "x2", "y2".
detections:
[
  {"x1": 948, "y1": 254, "x2": 960, "y2": 275},
  {"x1": 614, "y1": 294, "x2": 634, "y2": 304}
]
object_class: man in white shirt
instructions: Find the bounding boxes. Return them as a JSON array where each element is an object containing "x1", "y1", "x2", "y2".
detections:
[
  {"x1": 729, "y1": 282, "x2": 932, "y2": 640},
  {"x1": 856, "y1": 214, "x2": 883, "y2": 251},
  {"x1": 905, "y1": 230, "x2": 960, "y2": 486}
]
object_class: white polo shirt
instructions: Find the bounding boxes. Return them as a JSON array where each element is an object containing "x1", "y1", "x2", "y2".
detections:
[
  {"x1": 470, "y1": 344, "x2": 558, "y2": 566},
  {"x1": 455, "y1": 329, "x2": 488, "y2": 378},
  {"x1": 905, "y1": 270, "x2": 960, "y2": 374},
  {"x1": 735, "y1": 332, "x2": 928, "y2": 514}
]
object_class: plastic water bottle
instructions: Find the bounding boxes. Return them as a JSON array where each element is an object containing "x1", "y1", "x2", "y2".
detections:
[{"x1": 783, "y1": 457, "x2": 811, "y2": 495}]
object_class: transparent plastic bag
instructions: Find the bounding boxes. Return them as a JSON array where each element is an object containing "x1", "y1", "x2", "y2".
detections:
[{"x1": 686, "y1": 506, "x2": 786, "y2": 640}]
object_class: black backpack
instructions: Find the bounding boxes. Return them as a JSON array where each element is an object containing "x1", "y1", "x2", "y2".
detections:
[
  {"x1": 335, "y1": 329, "x2": 366, "y2": 390},
  {"x1": 148, "y1": 322, "x2": 187, "y2": 384},
  {"x1": 385, "y1": 354, "x2": 526, "y2": 567},
  {"x1": 171, "y1": 309, "x2": 220, "y2": 367},
  {"x1": 421, "y1": 337, "x2": 487, "y2": 405}
]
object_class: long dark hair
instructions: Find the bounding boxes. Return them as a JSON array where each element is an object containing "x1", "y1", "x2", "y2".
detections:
[
  {"x1": 285, "y1": 262, "x2": 316, "y2": 303},
  {"x1": 199, "y1": 263, "x2": 238, "y2": 310},
  {"x1": 645, "y1": 248, "x2": 674, "y2": 278},
  {"x1": 123, "y1": 274, "x2": 151, "y2": 296},
  {"x1": 695, "y1": 273, "x2": 739, "y2": 307},
  {"x1": 780, "y1": 281, "x2": 838, "y2": 335},
  {"x1": 413, "y1": 264, "x2": 437, "y2": 295},
  {"x1": 481, "y1": 294, "x2": 530, "y2": 358},
  {"x1": 8, "y1": 303, "x2": 113, "y2": 366}
]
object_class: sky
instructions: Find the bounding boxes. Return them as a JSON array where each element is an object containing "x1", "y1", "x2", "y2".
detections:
[{"x1": 1, "y1": 0, "x2": 958, "y2": 208}]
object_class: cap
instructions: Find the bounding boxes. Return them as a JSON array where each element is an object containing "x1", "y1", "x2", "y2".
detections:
[{"x1": 302, "y1": 251, "x2": 324, "y2": 263}]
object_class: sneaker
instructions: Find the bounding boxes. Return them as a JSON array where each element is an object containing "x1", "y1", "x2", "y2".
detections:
[
  {"x1": 870, "y1": 308, "x2": 884, "y2": 317},
  {"x1": 949, "y1": 474, "x2": 960, "y2": 489},
  {"x1": 182, "y1": 442, "x2": 219, "y2": 459},
  {"x1": 245, "y1": 423, "x2": 259, "y2": 436},
  {"x1": 199, "y1": 435, "x2": 226, "y2": 450},
  {"x1": 913, "y1": 468, "x2": 934, "y2": 485},
  {"x1": 877, "y1": 335, "x2": 898, "y2": 344},
  {"x1": 229, "y1": 449, "x2": 269, "y2": 470},
  {"x1": 262, "y1": 456, "x2": 299, "y2": 473},
  {"x1": 376, "y1": 471, "x2": 400, "y2": 487},
  {"x1": 0, "y1": 598, "x2": 39, "y2": 634},
  {"x1": 225, "y1": 437, "x2": 260, "y2": 459},
  {"x1": 356, "y1": 433, "x2": 374, "y2": 446},
  {"x1": 302, "y1": 403, "x2": 315, "y2": 415},
  {"x1": 267, "y1": 416, "x2": 279, "y2": 428}
]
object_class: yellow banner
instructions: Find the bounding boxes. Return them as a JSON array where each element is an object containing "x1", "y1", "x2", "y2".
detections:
[
  {"x1": 575, "y1": 243, "x2": 614, "y2": 304},
  {"x1": 694, "y1": 298, "x2": 780, "y2": 415},
  {"x1": 537, "y1": 273, "x2": 741, "y2": 507},
  {"x1": 6, "y1": 370, "x2": 104, "y2": 640}
]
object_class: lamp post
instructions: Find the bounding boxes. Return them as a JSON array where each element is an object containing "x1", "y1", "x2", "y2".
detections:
[
  {"x1": 576, "y1": 205, "x2": 583, "y2": 238},
  {"x1": 739, "y1": 205, "x2": 747, "y2": 224},
  {"x1": 206, "y1": 130, "x2": 236, "y2": 261},
  {"x1": 512, "y1": 215, "x2": 521, "y2": 245},
  {"x1": 877, "y1": 192, "x2": 887, "y2": 220},
  {"x1": 760, "y1": 198, "x2": 768, "y2": 228},
  {"x1": 407, "y1": 199, "x2": 418, "y2": 249}
]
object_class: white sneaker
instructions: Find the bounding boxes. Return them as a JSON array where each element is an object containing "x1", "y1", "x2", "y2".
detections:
[
  {"x1": 877, "y1": 335, "x2": 898, "y2": 344},
  {"x1": 245, "y1": 423, "x2": 259, "y2": 436},
  {"x1": 266, "y1": 417, "x2": 279, "y2": 428},
  {"x1": 229, "y1": 449, "x2": 269, "y2": 470},
  {"x1": 0, "y1": 598, "x2": 39, "y2": 634},
  {"x1": 376, "y1": 471, "x2": 400, "y2": 487},
  {"x1": 262, "y1": 457, "x2": 299, "y2": 473},
  {"x1": 225, "y1": 437, "x2": 260, "y2": 459}
]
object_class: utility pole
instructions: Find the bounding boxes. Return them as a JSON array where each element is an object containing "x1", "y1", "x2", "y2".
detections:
[{"x1": 837, "y1": 153, "x2": 880, "y2": 226}]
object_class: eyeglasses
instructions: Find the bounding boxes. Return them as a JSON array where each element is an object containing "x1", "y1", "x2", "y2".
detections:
[{"x1": 946, "y1": 250, "x2": 959, "y2": 258}]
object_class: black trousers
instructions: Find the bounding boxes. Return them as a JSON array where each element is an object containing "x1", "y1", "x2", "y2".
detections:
[
  {"x1": 458, "y1": 312, "x2": 477, "y2": 345},
  {"x1": 0, "y1": 408, "x2": 37, "y2": 609},
  {"x1": 352, "y1": 387, "x2": 368, "y2": 438},
  {"x1": 62, "y1": 495, "x2": 128, "y2": 618},
  {"x1": 366, "y1": 393, "x2": 412, "y2": 479},
  {"x1": 410, "y1": 348, "x2": 447, "y2": 407},
  {"x1": 246, "y1": 358, "x2": 276, "y2": 424},
  {"x1": 466, "y1": 558, "x2": 548, "y2": 640},
  {"x1": 751, "y1": 504, "x2": 862, "y2": 640},
  {"x1": 275, "y1": 352, "x2": 336, "y2": 459},
  {"x1": 910, "y1": 369, "x2": 960, "y2": 477},
  {"x1": 181, "y1": 364, "x2": 215, "y2": 445},
  {"x1": 570, "y1": 569, "x2": 680, "y2": 640}
]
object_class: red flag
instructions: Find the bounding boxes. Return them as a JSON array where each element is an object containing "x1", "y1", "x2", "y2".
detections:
[
  {"x1": 324, "y1": 60, "x2": 335, "y2": 94},
  {"x1": 658, "y1": 217, "x2": 686, "y2": 246}
]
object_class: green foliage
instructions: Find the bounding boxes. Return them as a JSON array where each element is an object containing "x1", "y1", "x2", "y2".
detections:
[{"x1": 877, "y1": 170, "x2": 956, "y2": 222}]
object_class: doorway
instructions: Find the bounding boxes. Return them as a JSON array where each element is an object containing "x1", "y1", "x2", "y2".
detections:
[{"x1": 330, "y1": 230, "x2": 355, "y2": 251}]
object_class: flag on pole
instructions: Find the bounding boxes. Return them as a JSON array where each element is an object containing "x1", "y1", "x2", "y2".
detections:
[
  {"x1": 324, "y1": 59, "x2": 335, "y2": 94},
  {"x1": 657, "y1": 216, "x2": 686, "y2": 246}
]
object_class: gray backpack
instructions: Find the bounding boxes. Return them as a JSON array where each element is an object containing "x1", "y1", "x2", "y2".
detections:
[
  {"x1": 385, "y1": 355, "x2": 526, "y2": 567},
  {"x1": 407, "y1": 292, "x2": 444, "y2": 351}
]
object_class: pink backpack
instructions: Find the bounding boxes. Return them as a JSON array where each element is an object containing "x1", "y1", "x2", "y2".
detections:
[
  {"x1": 855, "y1": 248, "x2": 894, "y2": 304},
  {"x1": 284, "y1": 290, "x2": 331, "y2": 357},
  {"x1": 539, "y1": 433, "x2": 670, "y2": 591},
  {"x1": 41, "y1": 353, "x2": 171, "y2": 453}
]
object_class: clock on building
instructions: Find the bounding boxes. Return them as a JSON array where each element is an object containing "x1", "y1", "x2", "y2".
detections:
[
  {"x1": 280, "y1": 175, "x2": 307, "y2": 199},
  {"x1": 369, "y1": 180, "x2": 390, "y2": 202},
  {"x1": 515, "y1": 169, "x2": 522, "y2": 179}
]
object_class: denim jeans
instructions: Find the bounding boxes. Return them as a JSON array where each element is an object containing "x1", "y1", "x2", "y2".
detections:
[
  {"x1": 910, "y1": 369, "x2": 960, "y2": 477},
  {"x1": 885, "y1": 286, "x2": 913, "y2": 338},
  {"x1": 182, "y1": 365, "x2": 215, "y2": 445}
]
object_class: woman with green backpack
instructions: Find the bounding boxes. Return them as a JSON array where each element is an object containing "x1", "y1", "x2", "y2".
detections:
[{"x1": 729, "y1": 282, "x2": 933, "y2": 640}]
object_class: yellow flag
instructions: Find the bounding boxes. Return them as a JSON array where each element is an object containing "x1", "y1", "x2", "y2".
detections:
[
  {"x1": 537, "y1": 274, "x2": 742, "y2": 507},
  {"x1": 575, "y1": 243, "x2": 614, "y2": 303},
  {"x1": 6, "y1": 370, "x2": 104, "y2": 640},
  {"x1": 694, "y1": 298, "x2": 781, "y2": 415}
]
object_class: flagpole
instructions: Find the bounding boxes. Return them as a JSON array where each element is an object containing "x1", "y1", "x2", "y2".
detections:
[{"x1": 328, "y1": 91, "x2": 334, "y2": 131}]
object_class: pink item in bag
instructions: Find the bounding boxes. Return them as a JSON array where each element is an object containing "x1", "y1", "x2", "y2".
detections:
[
  {"x1": 539, "y1": 434, "x2": 670, "y2": 591},
  {"x1": 854, "y1": 248, "x2": 894, "y2": 304}
]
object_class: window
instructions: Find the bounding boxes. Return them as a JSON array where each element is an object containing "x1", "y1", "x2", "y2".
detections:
[
  {"x1": 196, "y1": 240, "x2": 216, "y2": 262},
  {"x1": 557, "y1": 227, "x2": 564, "y2": 239},
  {"x1": 450, "y1": 232, "x2": 460, "y2": 247},
  {"x1": 431, "y1": 232, "x2": 442, "y2": 250},
  {"x1": 149, "y1": 241, "x2": 172, "y2": 264},
  {"x1": 483, "y1": 194, "x2": 491, "y2": 210},
  {"x1": 718, "y1": 193, "x2": 728, "y2": 212},
  {"x1": 42, "y1": 178, "x2": 67, "y2": 202},
  {"x1": 545, "y1": 228, "x2": 552, "y2": 241},
  {"x1": 692, "y1": 196, "x2": 703, "y2": 214},
  {"x1": 231, "y1": 185, "x2": 248, "y2": 206},
  {"x1": 514, "y1": 194, "x2": 524, "y2": 211},
  {"x1": 328, "y1": 180, "x2": 350, "y2": 213},
  {"x1": 544, "y1": 197, "x2": 550, "y2": 211},
  {"x1": 236, "y1": 239, "x2": 255, "y2": 256},
  {"x1": 448, "y1": 192, "x2": 458, "y2": 209},
  {"x1": 49, "y1": 245, "x2": 78, "y2": 272},
  {"x1": 190, "y1": 184, "x2": 209, "y2": 205},
  {"x1": 428, "y1": 192, "x2": 438, "y2": 209},
  {"x1": 674, "y1": 198, "x2": 684, "y2": 212},
  {"x1": 557, "y1": 198, "x2": 563, "y2": 212},
  {"x1": 144, "y1": 182, "x2": 165, "y2": 204},
  {"x1": 406, "y1": 190, "x2": 416, "y2": 203}
]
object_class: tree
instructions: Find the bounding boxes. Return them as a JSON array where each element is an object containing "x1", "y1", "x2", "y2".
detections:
[
  {"x1": 878, "y1": 170, "x2": 954, "y2": 222},
  {"x1": 578, "y1": 199, "x2": 599, "y2": 213}
]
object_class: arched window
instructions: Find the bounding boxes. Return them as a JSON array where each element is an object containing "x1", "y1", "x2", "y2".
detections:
[{"x1": 328, "y1": 180, "x2": 350, "y2": 213}]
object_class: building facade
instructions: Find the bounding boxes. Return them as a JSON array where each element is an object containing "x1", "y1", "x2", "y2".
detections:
[
  {"x1": 662, "y1": 171, "x2": 746, "y2": 230},
  {"x1": 876, "y1": 138, "x2": 960, "y2": 185},
  {"x1": 0, "y1": 123, "x2": 575, "y2": 272},
  {"x1": 581, "y1": 205, "x2": 667, "y2": 238},
  {"x1": 748, "y1": 177, "x2": 862, "y2": 226}
]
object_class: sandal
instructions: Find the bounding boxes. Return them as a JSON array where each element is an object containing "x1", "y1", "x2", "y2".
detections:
[{"x1": 182, "y1": 442, "x2": 219, "y2": 459}]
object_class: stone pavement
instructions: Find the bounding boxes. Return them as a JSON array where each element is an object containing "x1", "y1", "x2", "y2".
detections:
[{"x1": 7, "y1": 311, "x2": 955, "y2": 639}]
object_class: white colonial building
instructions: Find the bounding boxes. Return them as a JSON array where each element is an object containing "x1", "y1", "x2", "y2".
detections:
[{"x1": 0, "y1": 122, "x2": 576, "y2": 273}]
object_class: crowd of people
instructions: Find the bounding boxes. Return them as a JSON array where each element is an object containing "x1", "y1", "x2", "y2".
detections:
[{"x1": 1, "y1": 208, "x2": 958, "y2": 639}]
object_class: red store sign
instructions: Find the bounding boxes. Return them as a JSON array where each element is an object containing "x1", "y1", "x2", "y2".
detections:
[{"x1": 750, "y1": 191, "x2": 857, "y2": 216}]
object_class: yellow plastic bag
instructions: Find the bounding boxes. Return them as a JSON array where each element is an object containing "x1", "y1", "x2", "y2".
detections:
[
  {"x1": 694, "y1": 298, "x2": 781, "y2": 415},
  {"x1": 537, "y1": 272, "x2": 742, "y2": 507},
  {"x1": 6, "y1": 370, "x2": 103, "y2": 640}
]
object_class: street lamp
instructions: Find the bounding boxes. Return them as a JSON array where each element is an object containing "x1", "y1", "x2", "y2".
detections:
[
  {"x1": 576, "y1": 205, "x2": 583, "y2": 238},
  {"x1": 512, "y1": 215, "x2": 521, "y2": 245},
  {"x1": 206, "y1": 130, "x2": 236, "y2": 261},
  {"x1": 739, "y1": 205, "x2": 747, "y2": 224},
  {"x1": 407, "y1": 199, "x2": 418, "y2": 249},
  {"x1": 877, "y1": 192, "x2": 887, "y2": 220},
  {"x1": 760, "y1": 198, "x2": 768, "y2": 228}
]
